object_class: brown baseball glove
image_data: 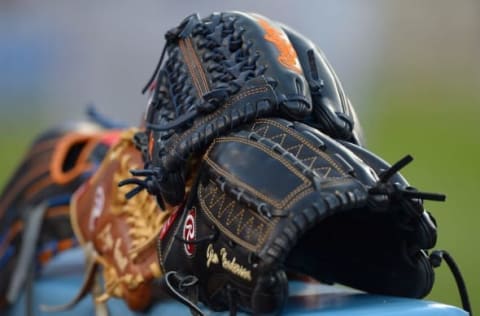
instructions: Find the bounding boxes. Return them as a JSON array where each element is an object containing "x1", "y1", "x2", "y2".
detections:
[{"x1": 43, "y1": 130, "x2": 173, "y2": 312}]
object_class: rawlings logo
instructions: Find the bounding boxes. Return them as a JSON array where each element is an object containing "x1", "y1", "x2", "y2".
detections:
[
  {"x1": 255, "y1": 16, "x2": 302, "y2": 74},
  {"x1": 183, "y1": 208, "x2": 196, "y2": 256}
]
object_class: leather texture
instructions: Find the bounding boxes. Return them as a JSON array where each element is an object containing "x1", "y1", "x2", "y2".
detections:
[
  {"x1": 141, "y1": 11, "x2": 360, "y2": 208},
  {"x1": 157, "y1": 118, "x2": 371, "y2": 315},
  {"x1": 281, "y1": 25, "x2": 364, "y2": 144},
  {"x1": 285, "y1": 134, "x2": 438, "y2": 299},
  {"x1": 70, "y1": 130, "x2": 171, "y2": 311}
]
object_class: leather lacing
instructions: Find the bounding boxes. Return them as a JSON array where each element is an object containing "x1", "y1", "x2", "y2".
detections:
[
  {"x1": 160, "y1": 271, "x2": 204, "y2": 316},
  {"x1": 369, "y1": 155, "x2": 446, "y2": 205},
  {"x1": 369, "y1": 155, "x2": 472, "y2": 315},
  {"x1": 127, "y1": 14, "x2": 472, "y2": 313},
  {"x1": 429, "y1": 250, "x2": 472, "y2": 315},
  {"x1": 160, "y1": 242, "x2": 473, "y2": 315},
  {"x1": 120, "y1": 147, "x2": 473, "y2": 315},
  {"x1": 125, "y1": 13, "x2": 313, "y2": 207},
  {"x1": 145, "y1": 13, "x2": 267, "y2": 133},
  {"x1": 158, "y1": 225, "x2": 218, "y2": 316},
  {"x1": 159, "y1": 222, "x2": 247, "y2": 316},
  {"x1": 85, "y1": 105, "x2": 128, "y2": 129},
  {"x1": 122, "y1": 13, "x2": 273, "y2": 204},
  {"x1": 213, "y1": 174, "x2": 289, "y2": 219}
]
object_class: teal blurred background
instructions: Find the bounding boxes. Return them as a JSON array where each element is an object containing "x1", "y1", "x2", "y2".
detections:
[{"x1": 0, "y1": 0, "x2": 478, "y2": 313}]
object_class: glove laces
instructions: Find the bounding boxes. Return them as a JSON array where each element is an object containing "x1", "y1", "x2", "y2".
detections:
[
  {"x1": 160, "y1": 271, "x2": 204, "y2": 316},
  {"x1": 160, "y1": 270, "x2": 241, "y2": 316},
  {"x1": 370, "y1": 155, "x2": 472, "y2": 314},
  {"x1": 369, "y1": 155, "x2": 446, "y2": 209},
  {"x1": 143, "y1": 13, "x2": 269, "y2": 133},
  {"x1": 85, "y1": 104, "x2": 128, "y2": 129},
  {"x1": 118, "y1": 168, "x2": 166, "y2": 209},
  {"x1": 429, "y1": 250, "x2": 472, "y2": 315}
]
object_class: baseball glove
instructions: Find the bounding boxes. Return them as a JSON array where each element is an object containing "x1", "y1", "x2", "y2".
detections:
[
  {"x1": 132, "y1": 11, "x2": 361, "y2": 208},
  {"x1": 155, "y1": 117, "x2": 372, "y2": 315},
  {"x1": 279, "y1": 23, "x2": 363, "y2": 144},
  {"x1": 49, "y1": 129, "x2": 174, "y2": 312},
  {"x1": 0, "y1": 121, "x2": 108, "y2": 308},
  {"x1": 286, "y1": 128, "x2": 442, "y2": 298},
  {"x1": 122, "y1": 11, "x2": 470, "y2": 315},
  {"x1": 151, "y1": 117, "x2": 450, "y2": 315}
]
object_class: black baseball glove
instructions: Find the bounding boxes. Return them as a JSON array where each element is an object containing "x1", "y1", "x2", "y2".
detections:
[
  {"x1": 121, "y1": 11, "x2": 470, "y2": 315},
  {"x1": 153, "y1": 117, "x2": 451, "y2": 315},
  {"x1": 132, "y1": 11, "x2": 361, "y2": 207},
  {"x1": 156, "y1": 117, "x2": 372, "y2": 315}
]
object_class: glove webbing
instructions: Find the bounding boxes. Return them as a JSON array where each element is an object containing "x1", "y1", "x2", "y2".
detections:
[
  {"x1": 144, "y1": 13, "x2": 267, "y2": 132},
  {"x1": 136, "y1": 12, "x2": 312, "y2": 206}
]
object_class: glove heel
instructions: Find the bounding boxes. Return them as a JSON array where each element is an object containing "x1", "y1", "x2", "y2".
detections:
[{"x1": 251, "y1": 269, "x2": 288, "y2": 316}]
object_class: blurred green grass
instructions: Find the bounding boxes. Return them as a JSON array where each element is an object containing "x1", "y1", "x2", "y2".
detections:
[
  {"x1": 0, "y1": 127, "x2": 38, "y2": 189},
  {"x1": 0, "y1": 105, "x2": 46, "y2": 190},
  {"x1": 364, "y1": 75, "x2": 480, "y2": 314}
]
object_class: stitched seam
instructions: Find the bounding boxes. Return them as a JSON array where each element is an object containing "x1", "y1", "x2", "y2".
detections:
[
  {"x1": 285, "y1": 188, "x2": 314, "y2": 210},
  {"x1": 302, "y1": 156, "x2": 318, "y2": 169},
  {"x1": 254, "y1": 119, "x2": 347, "y2": 176},
  {"x1": 185, "y1": 38, "x2": 210, "y2": 95},
  {"x1": 284, "y1": 143, "x2": 304, "y2": 159},
  {"x1": 269, "y1": 132, "x2": 288, "y2": 147},
  {"x1": 200, "y1": 183, "x2": 260, "y2": 252},
  {"x1": 314, "y1": 166, "x2": 335, "y2": 178},
  {"x1": 206, "y1": 137, "x2": 310, "y2": 207},
  {"x1": 198, "y1": 181, "x2": 272, "y2": 253},
  {"x1": 205, "y1": 137, "x2": 310, "y2": 208},
  {"x1": 251, "y1": 121, "x2": 270, "y2": 137},
  {"x1": 204, "y1": 138, "x2": 309, "y2": 208},
  {"x1": 201, "y1": 179, "x2": 270, "y2": 228},
  {"x1": 223, "y1": 86, "x2": 268, "y2": 108},
  {"x1": 170, "y1": 85, "x2": 269, "y2": 153},
  {"x1": 179, "y1": 39, "x2": 204, "y2": 99}
]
